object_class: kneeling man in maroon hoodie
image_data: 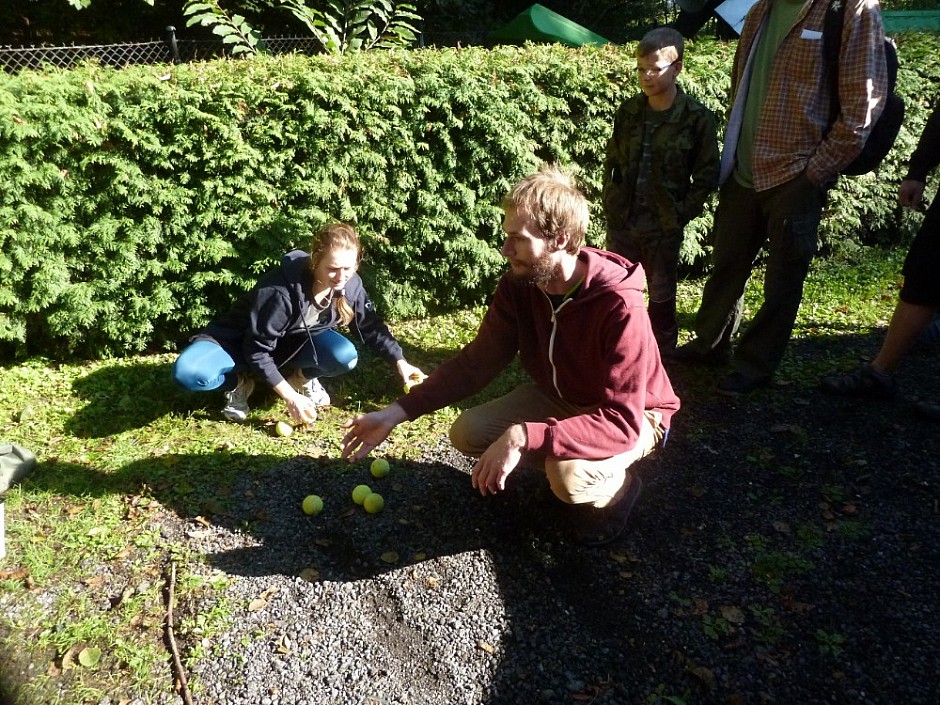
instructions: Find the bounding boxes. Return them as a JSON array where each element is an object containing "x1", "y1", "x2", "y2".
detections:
[{"x1": 342, "y1": 164, "x2": 680, "y2": 545}]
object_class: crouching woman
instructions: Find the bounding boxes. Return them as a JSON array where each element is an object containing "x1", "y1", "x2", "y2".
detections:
[{"x1": 172, "y1": 223, "x2": 424, "y2": 423}]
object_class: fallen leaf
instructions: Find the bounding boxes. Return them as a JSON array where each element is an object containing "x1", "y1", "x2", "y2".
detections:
[
  {"x1": 380, "y1": 551, "x2": 399, "y2": 564},
  {"x1": 247, "y1": 598, "x2": 267, "y2": 612},
  {"x1": 61, "y1": 644, "x2": 80, "y2": 671},
  {"x1": 720, "y1": 605, "x2": 746, "y2": 624},
  {"x1": 609, "y1": 550, "x2": 641, "y2": 564},
  {"x1": 0, "y1": 567, "x2": 29, "y2": 581},
  {"x1": 692, "y1": 597, "x2": 709, "y2": 615},
  {"x1": 78, "y1": 647, "x2": 101, "y2": 668},
  {"x1": 688, "y1": 665, "x2": 715, "y2": 689},
  {"x1": 476, "y1": 640, "x2": 495, "y2": 654},
  {"x1": 299, "y1": 568, "x2": 320, "y2": 582}
]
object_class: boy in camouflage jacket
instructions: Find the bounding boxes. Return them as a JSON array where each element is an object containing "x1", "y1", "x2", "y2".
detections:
[{"x1": 602, "y1": 26, "x2": 719, "y2": 354}]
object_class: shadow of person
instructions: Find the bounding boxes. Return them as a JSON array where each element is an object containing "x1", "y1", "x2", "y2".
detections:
[
  {"x1": 14, "y1": 444, "x2": 659, "y2": 702},
  {"x1": 191, "y1": 451, "x2": 668, "y2": 703},
  {"x1": 65, "y1": 357, "x2": 196, "y2": 438}
]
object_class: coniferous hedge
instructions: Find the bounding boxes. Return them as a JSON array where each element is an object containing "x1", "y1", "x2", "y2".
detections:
[{"x1": 0, "y1": 34, "x2": 937, "y2": 359}]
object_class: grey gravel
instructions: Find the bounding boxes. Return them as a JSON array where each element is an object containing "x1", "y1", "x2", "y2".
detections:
[
  {"x1": 175, "y1": 336, "x2": 940, "y2": 705},
  {"x1": 3, "y1": 337, "x2": 938, "y2": 705}
]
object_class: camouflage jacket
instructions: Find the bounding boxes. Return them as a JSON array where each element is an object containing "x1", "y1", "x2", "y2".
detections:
[{"x1": 602, "y1": 88, "x2": 719, "y2": 233}]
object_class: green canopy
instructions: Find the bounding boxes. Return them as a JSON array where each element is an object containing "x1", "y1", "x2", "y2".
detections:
[{"x1": 490, "y1": 4, "x2": 613, "y2": 48}]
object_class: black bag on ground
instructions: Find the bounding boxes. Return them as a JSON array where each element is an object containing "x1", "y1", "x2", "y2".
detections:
[{"x1": 824, "y1": 1, "x2": 905, "y2": 177}]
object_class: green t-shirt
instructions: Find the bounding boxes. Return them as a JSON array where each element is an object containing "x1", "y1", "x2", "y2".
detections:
[{"x1": 735, "y1": 0, "x2": 807, "y2": 188}]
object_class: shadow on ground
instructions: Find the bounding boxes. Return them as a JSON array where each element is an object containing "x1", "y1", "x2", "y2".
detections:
[{"x1": 5, "y1": 326, "x2": 939, "y2": 704}]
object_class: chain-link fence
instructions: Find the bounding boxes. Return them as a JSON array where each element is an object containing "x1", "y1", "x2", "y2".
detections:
[{"x1": 0, "y1": 27, "x2": 323, "y2": 73}]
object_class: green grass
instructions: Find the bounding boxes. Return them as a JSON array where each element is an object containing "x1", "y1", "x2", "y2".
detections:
[{"x1": 0, "y1": 246, "x2": 906, "y2": 703}]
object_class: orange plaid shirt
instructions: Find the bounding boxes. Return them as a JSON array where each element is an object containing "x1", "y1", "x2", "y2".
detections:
[{"x1": 732, "y1": 0, "x2": 888, "y2": 190}]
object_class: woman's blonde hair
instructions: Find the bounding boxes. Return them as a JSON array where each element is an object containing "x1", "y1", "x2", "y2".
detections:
[{"x1": 309, "y1": 223, "x2": 362, "y2": 326}]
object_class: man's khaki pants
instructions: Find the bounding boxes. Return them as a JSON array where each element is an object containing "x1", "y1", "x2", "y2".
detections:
[{"x1": 449, "y1": 384, "x2": 662, "y2": 509}]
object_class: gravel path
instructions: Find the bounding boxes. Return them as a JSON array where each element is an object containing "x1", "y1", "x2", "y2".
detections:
[{"x1": 176, "y1": 335, "x2": 940, "y2": 705}]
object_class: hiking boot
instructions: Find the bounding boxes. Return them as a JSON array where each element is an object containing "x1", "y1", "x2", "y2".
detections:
[
  {"x1": 819, "y1": 365, "x2": 896, "y2": 399},
  {"x1": 671, "y1": 341, "x2": 732, "y2": 366},
  {"x1": 222, "y1": 375, "x2": 255, "y2": 422},
  {"x1": 572, "y1": 473, "x2": 644, "y2": 547},
  {"x1": 716, "y1": 370, "x2": 769, "y2": 397}
]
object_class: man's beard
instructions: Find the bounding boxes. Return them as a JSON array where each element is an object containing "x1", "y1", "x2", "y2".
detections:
[{"x1": 508, "y1": 251, "x2": 555, "y2": 287}]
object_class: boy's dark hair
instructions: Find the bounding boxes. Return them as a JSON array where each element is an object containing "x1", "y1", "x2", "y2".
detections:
[{"x1": 637, "y1": 27, "x2": 684, "y2": 61}]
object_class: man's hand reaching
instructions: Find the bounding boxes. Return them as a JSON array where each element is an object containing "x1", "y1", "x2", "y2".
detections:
[
  {"x1": 340, "y1": 403, "x2": 409, "y2": 462},
  {"x1": 470, "y1": 424, "x2": 527, "y2": 496}
]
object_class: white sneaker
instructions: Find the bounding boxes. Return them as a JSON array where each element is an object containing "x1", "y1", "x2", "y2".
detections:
[
  {"x1": 222, "y1": 375, "x2": 255, "y2": 422},
  {"x1": 301, "y1": 377, "x2": 331, "y2": 407}
]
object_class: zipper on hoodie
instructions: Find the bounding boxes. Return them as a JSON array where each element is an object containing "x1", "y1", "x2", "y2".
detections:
[{"x1": 545, "y1": 294, "x2": 575, "y2": 400}]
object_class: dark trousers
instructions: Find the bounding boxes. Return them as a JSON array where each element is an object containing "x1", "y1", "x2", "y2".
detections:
[
  {"x1": 692, "y1": 174, "x2": 827, "y2": 380},
  {"x1": 607, "y1": 227, "x2": 683, "y2": 352}
]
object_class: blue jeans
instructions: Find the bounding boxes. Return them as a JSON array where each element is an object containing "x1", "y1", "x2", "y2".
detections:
[{"x1": 172, "y1": 329, "x2": 358, "y2": 392}]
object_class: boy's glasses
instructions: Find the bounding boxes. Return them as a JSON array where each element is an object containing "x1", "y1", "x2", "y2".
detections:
[{"x1": 634, "y1": 60, "x2": 678, "y2": 77}]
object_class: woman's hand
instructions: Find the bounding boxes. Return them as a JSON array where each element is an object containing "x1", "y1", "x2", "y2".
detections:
[
  {"x1": 286, "y1": 395, "x2": 318, "y2": 424},
  {"x1": 396, "y1": 359, "x2": 427, "y2": 391},
  {"x1": 273, "y1": 379, "x2": 317, "y2": 424}
]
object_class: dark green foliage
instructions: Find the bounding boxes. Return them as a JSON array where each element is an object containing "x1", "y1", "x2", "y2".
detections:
[{"x1": 0, "y1": 35, "x2": 937, "y2": 360}]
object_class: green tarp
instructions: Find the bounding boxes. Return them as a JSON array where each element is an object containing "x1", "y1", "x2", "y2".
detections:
[
  {"x1": 883, "y1": 11, "x2": 940, "y2": 33},
  {"x1": 490, "y1": 4, "x2": 613, "y2": 48}
]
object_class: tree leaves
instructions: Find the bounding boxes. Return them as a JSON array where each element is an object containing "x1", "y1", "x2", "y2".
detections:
[
  {"x1": 183, "y1": 0, "x2": 267, "y2": 56},
  {"x1": 281, "y1": 0, "x2": 421, "y2": 55}
]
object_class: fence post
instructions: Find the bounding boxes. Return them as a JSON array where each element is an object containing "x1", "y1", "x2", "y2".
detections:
[{"x1": 165, "y1": 25, "x2": 180, "y2": 63}]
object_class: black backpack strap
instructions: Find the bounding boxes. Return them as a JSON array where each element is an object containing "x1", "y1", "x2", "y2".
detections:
[{"x1": 823, "y1": 0, "x2": 846, "y2": 128}]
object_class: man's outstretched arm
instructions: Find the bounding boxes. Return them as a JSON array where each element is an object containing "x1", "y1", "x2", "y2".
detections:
[{"x1": 340, "y1": 403, "x2": 410, "y2": 462}]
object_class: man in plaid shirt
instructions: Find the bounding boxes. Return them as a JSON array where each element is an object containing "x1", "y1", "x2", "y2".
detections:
[{"x1": 675, "y1": 0, "x2": 888, "y2": 395}]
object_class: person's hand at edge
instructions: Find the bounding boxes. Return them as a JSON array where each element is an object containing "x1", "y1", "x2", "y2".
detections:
[
  {"x1": 899, "y1": 179, "x2": 926, "y2": 210},
  {"x1": 341, "y1": 403, "x2": 409, "y2": 461},
  {"x1": 470, "y1": 424, "x2": 527, "y2": 496}
]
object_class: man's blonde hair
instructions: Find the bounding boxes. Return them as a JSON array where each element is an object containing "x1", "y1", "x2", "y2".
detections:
[{"x1": 501, "y1": 164, "x2": 589, "y2": 254}]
